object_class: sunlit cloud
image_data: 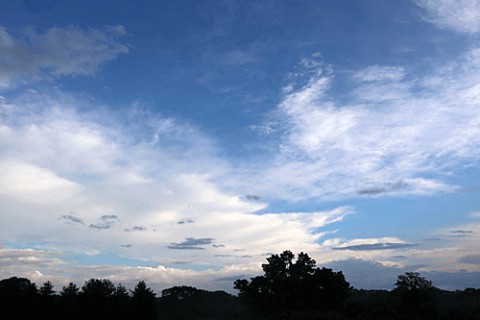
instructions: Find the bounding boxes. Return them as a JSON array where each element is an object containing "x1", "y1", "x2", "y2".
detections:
[{"x1": 0, "y1": 89, "x2": 351, "y2": 271}]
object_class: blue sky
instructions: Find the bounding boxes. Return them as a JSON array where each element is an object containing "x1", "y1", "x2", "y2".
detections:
[{"x1": 1, "y1": 0, "x2": 480, "y2": 293}]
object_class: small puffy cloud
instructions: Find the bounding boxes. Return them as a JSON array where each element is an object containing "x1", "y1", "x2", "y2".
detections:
[
  {"x1": 415, "y1": 0, "x2": 480, "y2": 34},
  {"x1": 0, "y1": 24, "x2": 128, "y2": 88}
]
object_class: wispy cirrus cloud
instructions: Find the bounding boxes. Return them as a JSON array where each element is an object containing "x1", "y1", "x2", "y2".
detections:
[
  {"x1": 414, "y1": 0, "x2": 480, "y2": 34},
  {"x1": 247, "y1": 47, "x2": 480, "y2": 200},
  {"x1": 0, "y1": 24, "x2": 128, "y2": 88}
]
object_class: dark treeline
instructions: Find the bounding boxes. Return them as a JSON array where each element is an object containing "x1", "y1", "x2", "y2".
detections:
[{"x1": 1, "y1": 251, "x2": 480, "y2": 320}]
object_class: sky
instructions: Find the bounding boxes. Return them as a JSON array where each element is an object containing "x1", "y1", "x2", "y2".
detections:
[{"x1": 1, "y1": 0, "x2": 480, "y2": 294}]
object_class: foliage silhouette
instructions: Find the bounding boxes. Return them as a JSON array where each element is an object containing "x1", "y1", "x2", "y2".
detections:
[
  {"x1": 60, "y1": 282, "x2": 79, "y2": 297},
  {"x1": 394, "y1": 272, "x2": 438, "y2": 318},
  {"x1": 234, "y1": 250, "x2": 352, "y2": 313},
  {"x1": 39, "y1": 280, "x2": 55, "y2": 296},
  {"x1": 131, "y1": 280, "x2": 157, "y2": 319},
  {"x1": 394, "y1": 271, "x2": 433, "y2": 293},
  {"x1": 162, "y1": 285, "x2": 202, "y2": 300}
]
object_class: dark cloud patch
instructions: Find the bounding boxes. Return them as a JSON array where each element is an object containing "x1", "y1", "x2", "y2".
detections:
[
  {"x1": 61, "y1": 214, "x2": 84, "y2": 225},
  {"x1": 168, "y1": 237, "x2": 214, "y2": 250},
  {"x1": 167, "y1": 261, "x2": 192, "y2": 265},
  {"x1": 215, "y1": 275, "x2": 248, "y2": 282},
  {"x1": 459, "y1": 255, "x2": 480, "y2": 264},
  {"x1": 177, "y1": 218, "x2": 194, "y2": 225},
  {"x1": 100, "y1": 214, "x2": 119, "y2": 221},
  {"x1": 89, "y1": 223, "x2": 111, "y2": 230},
  {"x1": 424, "y1": 237, "x2": 442, "y2": 242},
  {"x1": 334, "y1": 242, "x2": 417, "y2": 251},
  {"x1": 357, "y1": 187, "x2": 387, "y2": 195},
  {"x1": 120, "y1": 244, "x2": 132, "y2": 248},
  {"x1": 451, "y1": 230, "x2": 474, "y2": 237},
  {"x1": 357, "y1": 180, "x2": 408, "y2": 195},
  {"x1": 240, "y1": 194, "x2": 261, "y2": 201},
  {"x1": 211, "y1": 244, "x2": 224, "y2": 248},
  {"x1": 214, "y1": 254, "x2": 233, "y2": 257},
  {"x1": 234, "y1": 248, "x2": 246, "y2": 252},
  {"x1": 125, "y1": 226, "x2": 147, "y2": 232},
  {"x1": 89, "y1": 214, "x2": 119, "y2": 230}
]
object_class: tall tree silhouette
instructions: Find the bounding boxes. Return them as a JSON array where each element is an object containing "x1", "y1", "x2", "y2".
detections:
[
  {"x1": 131, "y1": 281, "x2": 157, "y2": 319},
  {"x1": 234, "y1": 250, "x2": 351, "y2": 312},
  {"x1": 39, "y1": 281, "x2": 55, "y2": 296}
]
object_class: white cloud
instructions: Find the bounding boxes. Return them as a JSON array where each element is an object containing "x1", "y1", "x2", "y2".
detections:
[
  {"x1": 0, "y1": 25, "x2": 128, "y2": 88},
  {"x1": 414, "y1": 0, "x2": 480, "y2": 34},
  {"x1": 0, "y1": 90, "x2": 350, "y2": 273},
  {"x1": 353, "y1": 65, "x2": 406, "y2": 82},
  {"x1": 247, "y1": 48, "x2": 480, "y2": 200}
]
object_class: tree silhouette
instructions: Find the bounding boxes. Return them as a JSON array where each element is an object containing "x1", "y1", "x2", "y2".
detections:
[
  {"x1": 0, "y1": 277, "x2": 38, "y2": 317},
  {"x1": 114, "y1": 283, "x2": 130, "y2": 300},
  {"x1": 60, "y1": 282, "x2": 79, "y2": 297},
  {"x1": 81, "y1": 278, "x2": 116, "y2": 299},
  {"x1": 394, "y1": 272, "x2": 437, "y2": 318},
  {"x1": 131, "y1": 281, "x2": 157, "y2": 319},
  {"x1": 161, "y1": 285, "x2": 201, "y2": 301},
  {"x1": 394, "y1": 272, "x2": 433, "y2": 293},
  {"x1": 234, "y1": 250, "x2": 351, "y2": 313},
  {"x1": 39, "y1": 281, "x2": 55, "y2": 296}
]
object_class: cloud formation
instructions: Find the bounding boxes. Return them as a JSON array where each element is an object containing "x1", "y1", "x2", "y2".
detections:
[
  {"x1": 168, "y1": 237, "x2": 215, "y2": 250},
  {"x1": 89, "y1": 215, "x2": 120, "y2": 230},
  {"x1": 61, "y1": 214, "x2": 84, "y2": 225},
  {"x1": 0, "y1": 25, "x2": 128, "y2": 88},
  {"x1": 247, "y1": 48, "x2": 480, "y2": 200},
  {"x1": 333, "y1": 242, "x2": 417, "y2": 251},
  {"x1": 0, "y1": 90, "x2": 352, "y2": 268},
  {"x1": 415, "y1": 0, "x2": 480, "y2": 34}
]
